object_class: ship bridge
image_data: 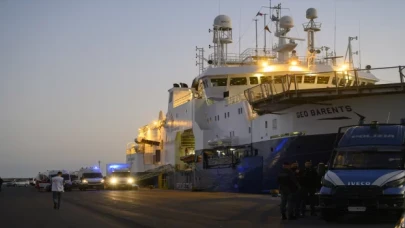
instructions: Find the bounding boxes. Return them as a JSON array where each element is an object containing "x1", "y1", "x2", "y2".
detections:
[{"x1": 245, "y1": 66, "x2": 405, "y2": 115}]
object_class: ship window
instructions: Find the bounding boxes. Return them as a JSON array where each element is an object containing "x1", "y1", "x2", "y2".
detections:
[
  {"x1": 332, "y1": 77, "x2": 338, "y2": 85},
  {"x1": 317, "y1": 76, "x2": 330, "y2": 84},
  {"x1": 227, "y1": 112, "x2": 230, "y2": 118},
  {"x1": 274, "y1": 76, "x2": 283, "y2": 84},
  {"x1": 367, "y1": 82, "x2": 373, "y2": 86},
  {"x1": 169, "y1": 92, "x2": 173, "y2": 103},
  {"x1": 304, "y1": 76, "x2": 315, "y2": 84},
  {"x1": 249, "y1": 77, "x2": 259, "y2": 85},
  {"x1": 210, "y1": 78, "x2": 227, "y2": 87},
  {"x1": 339, "y1": 79, "x2": 347, "y2": 86},
  {"x1": 249, "y1": 127, "x2": 251, "y2": 133},
  {"x1": 203, "y1": 79, "x2": 209, "y2": 88},
  {"x1": 260, "y1": 76, "x2": 272, "y2": 84},
  {"x1": 290, "y1": 75, "x2": 302, "y2": 83},
  {"x1": 265, "y1": 121, "x2": 268, "y2": 128},
  {"x1": 230, "y1": 77, "x2": 247, "y2": 86}
]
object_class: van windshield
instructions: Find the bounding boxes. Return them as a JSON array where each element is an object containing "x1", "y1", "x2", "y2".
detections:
[
  {"x1": 83, "y1": 173, "x2": 103, "y2": 178},
  {"x1": 332, "y1": 150, "x2": 403, "y2": 169}
]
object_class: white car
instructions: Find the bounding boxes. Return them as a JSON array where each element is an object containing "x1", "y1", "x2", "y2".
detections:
[{"x1": 15, "y1": 179, "x2": 29, "y2": 187}]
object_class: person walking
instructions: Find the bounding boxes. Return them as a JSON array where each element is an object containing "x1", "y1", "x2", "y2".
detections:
[
  {"x1": 299, "y1": 160, "x2": 318, "y2": 216},
  {"x1": 0, "y1": 177, "x2": 3, "y2": 192},
  {"x1": 277, "y1": 162, "x2": 300, "y2": 220},
  {"x1": 52, "y1": 171, "x2": 64, "y2": 209}
]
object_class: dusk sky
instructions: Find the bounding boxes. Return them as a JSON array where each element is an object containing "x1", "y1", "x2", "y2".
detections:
[{"x1": 1, "y1": 0, "x2": 404, "y2": 178}]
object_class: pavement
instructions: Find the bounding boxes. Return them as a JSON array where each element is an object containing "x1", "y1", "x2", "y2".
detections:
[{"x1": 0, "y1": 186, "x2": 398, "y2": 228}]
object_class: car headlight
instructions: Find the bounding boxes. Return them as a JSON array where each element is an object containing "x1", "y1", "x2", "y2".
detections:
[
  {"x1": 322, "y1": 178, "x2": 336, "y2": 188},
  {"x1": 384, "y1": 177, "x2": 405, "y2": 189},
  {"x1": 82, "y1": 179, "x2": 88, "y2": 184},
  {"x1": 101, "y1": 179, "x2": 105, "y2": 183},
  {"x1": 110, "y1": 178, "x2": 117, "y2": 184},
  {"x1": 127, "y1": 178, "x2": 134, "y2": 184}
]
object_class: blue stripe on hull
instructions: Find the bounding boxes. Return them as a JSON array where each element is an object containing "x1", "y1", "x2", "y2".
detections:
[{"x1": 194, "y1": 133, "x2": 336, "y2": 193}]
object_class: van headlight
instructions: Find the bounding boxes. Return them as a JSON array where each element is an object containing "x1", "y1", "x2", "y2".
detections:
[
  {"x1": 110, "y1": 178, "x2": 117, "y2": 184},
  {"x1": 101, "y1": 179, "x2": 104, "y2": 183},
  {"x1": 127, "y1": 178, "x2": 134, "y2": 184},
  {"x1": 82, "y1": 179, "x2": 88, "y2": 184},
  {"x1": 384, "y1": 177, "x2": 405, "y2": 189}
]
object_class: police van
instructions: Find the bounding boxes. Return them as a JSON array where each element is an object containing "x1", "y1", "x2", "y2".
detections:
[
  {"x1": 319, "y1": 120, "x2": 405, "y2": 221},
  {"x1": 77, "y1": 167, "x2": 104, "y2": 191}
]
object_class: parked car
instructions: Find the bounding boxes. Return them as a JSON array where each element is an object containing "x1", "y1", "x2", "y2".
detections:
[
  {"x1": 6, "y1": 181, "x2": 16, "y2": 187},
  {"x1": 15, "y1": 179, "x2": 29, "y2": 187}
]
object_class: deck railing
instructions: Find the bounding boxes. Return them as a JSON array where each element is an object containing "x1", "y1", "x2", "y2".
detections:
[{"x1": 244, "y1": 66, "x2": 405, "y2": 104}]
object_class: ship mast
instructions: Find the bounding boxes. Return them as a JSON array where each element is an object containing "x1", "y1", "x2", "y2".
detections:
[{"x1": 303, "y1": 8, "x2": 321, "y2": 69}]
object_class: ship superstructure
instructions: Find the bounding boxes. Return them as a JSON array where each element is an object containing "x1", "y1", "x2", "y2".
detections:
[{"x1": 128, "y1": 3, "x2": 405, "y2": 192}]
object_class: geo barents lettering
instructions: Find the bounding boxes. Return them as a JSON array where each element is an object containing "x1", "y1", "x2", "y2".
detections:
[{"x1": 296, "y1": 105, "x2": 353, "y2": 119}]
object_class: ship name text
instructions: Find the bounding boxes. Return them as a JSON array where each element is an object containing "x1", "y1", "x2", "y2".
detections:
[{"x1": 296, "y1": 105, "x2": 353, "y2": 119}]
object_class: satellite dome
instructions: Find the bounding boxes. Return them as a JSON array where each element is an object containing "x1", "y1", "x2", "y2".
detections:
[
  {"x1": 279, "y1": 16, "x2": 294, "y2": 29},
  {"x1": 306, "y1": 8, "x2": 318, "y2": 19},
  {"x1": 214, "y1": 15, "x2": 232, "y2": 29}
]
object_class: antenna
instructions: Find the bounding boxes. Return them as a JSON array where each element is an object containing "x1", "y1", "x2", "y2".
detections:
[
  {"x1": 254, "y1": 18, "x2": 258, "y2": 57},
  {"x1": 239, "y1": 7, "x2": 241, "y2": 56},
  {"x1": 358, "y1": 20, "x2": 362, "y2": 69},
  {"x1": 334, "y1": 0, "x2": 337, "y2": 56},
  {"x1": 263, "y1": 13, "x2": 268, "y2": 54}
]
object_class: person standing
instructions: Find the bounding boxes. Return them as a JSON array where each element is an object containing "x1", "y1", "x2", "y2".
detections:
[
  {"x1": 277, "y1": 162, "x2": 300, "y2": 220},
  {"x1": 51, "y1": 171, "x2": 64, "y2": 209},
  {"x1": 0, "y1": 177, "x2": 3, "y2": 192},
  {"x1": 290, "y1": 162, "x2": 302, "y2": 218},
  {"x1": 299, "y1": 160, "x2": 318, "y2": 216}
]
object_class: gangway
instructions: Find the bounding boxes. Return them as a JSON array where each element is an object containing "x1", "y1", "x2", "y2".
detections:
[{"x1": 134, "y1": 164, "x2": 175, "y2": 182}]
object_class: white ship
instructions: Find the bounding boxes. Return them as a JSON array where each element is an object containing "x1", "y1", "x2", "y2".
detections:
[{"x1": 126, "y1": 3, "x2": 405, "y2": 193}]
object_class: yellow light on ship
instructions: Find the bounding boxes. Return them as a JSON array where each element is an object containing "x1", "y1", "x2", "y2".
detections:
[
  {"x1": 263, "y1": 65, "x2": 275, "y2": 72},
  {"x1": 261, "y1": 61, "x2": 269, "y2": 67},
  {"x1": 290, "y1": 60, "x2": 298, "y2": 66},
  {"x1": 289, "y1": 66, "x2": 303, "y2": 71},
  {"x1": 338, "y1": 64, "x2": 348, "y2": 72},
  {"x1": 127, "y1": 178, "x2": 134, "y2": 184},
  {"x1": 253, "y1": 73, "x2": 263, "y2": 77}
]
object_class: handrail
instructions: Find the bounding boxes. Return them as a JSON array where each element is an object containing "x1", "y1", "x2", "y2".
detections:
[{"x1": 244, "y1": 65, "x2": 405, "y2": 104}]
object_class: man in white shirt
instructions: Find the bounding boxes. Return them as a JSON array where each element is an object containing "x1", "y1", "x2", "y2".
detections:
[{"x1": 52, "y1": 171, "x2": 64, "y2": 209}]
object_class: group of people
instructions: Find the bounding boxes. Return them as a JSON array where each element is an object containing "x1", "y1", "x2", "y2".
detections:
[{"x1": 277, "y1": 160, "x2": 320, "y2": 220}]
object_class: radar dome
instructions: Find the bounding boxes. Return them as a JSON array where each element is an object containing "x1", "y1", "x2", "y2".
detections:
[
  {"x1": 306, "y1": 8, "x2": 318, "y2": 19},
  {"x1": 214, "y1": 15, "x2": 232, "y2": 29},
  {"x1": 279, "y1": 16, "x2": 294, "y2": 29}
]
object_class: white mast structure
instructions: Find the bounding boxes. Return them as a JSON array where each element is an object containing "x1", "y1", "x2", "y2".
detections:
[
  {"x1": 210, "y1": 15, "x2": 233, "y2": 66},
  {"x1": 303, "y1": 8, "x2": 322, "y2": 69},
  {"x1": 272, "y1": 3, "x2": 302, "y2": 63}
]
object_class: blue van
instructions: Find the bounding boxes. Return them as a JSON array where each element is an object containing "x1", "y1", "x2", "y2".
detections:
[{"x1": 319, "y1": 121, "x2": 405, "y2": 221}]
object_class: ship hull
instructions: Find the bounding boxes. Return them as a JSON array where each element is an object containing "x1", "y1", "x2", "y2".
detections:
[{"x1": 179, "y1": 133, "x2": 336, "y2": 193}]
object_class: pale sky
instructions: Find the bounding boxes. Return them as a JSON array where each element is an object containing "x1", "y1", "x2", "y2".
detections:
[{"x1": 1, "y1": 0, "x2": 404, "y2": 178}]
